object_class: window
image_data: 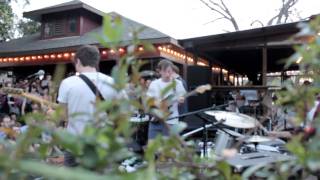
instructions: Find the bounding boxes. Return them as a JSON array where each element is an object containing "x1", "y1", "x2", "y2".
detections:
[
  {"x1": 54, "y1": 19, "x2": 64, "y2": 36},
  {"x1": 68, "y1": 17, "x2": 77, "y2": 33},
  {"x1": 43, "y1": 20, "x2": 64, "y2": 38},
  {"x1": 44, "y1": 22, "x2": 54, "y2": 37}
]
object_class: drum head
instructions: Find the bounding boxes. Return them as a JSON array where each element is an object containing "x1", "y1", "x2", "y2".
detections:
[{"x1": 130, "y1": 115, "x2": 150, "y2": 123}]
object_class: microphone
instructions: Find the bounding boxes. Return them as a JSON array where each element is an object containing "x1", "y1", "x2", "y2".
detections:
[{"x1": 27, "y1": 70, "x2": 45, "y2": 79}]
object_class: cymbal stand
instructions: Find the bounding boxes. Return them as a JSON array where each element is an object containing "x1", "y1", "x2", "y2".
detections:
[{"x1": 195, "y1": 114, "x2": 214, "y2": 158}]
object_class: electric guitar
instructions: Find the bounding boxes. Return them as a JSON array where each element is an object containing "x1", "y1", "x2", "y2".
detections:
[
  {"x1": 1, "y1": 87, "x2": 59, "y2": 109},
  {"x1": 152, "y1": 84, "x2": 212, "y2": 122},
  {"x1": 163, "y1": 84, "x2": 212, "y2": 104}
]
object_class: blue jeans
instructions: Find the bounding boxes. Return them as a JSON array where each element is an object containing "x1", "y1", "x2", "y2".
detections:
[{"x1": 148, "y1": 121, "x2": 170, "y2": 139}]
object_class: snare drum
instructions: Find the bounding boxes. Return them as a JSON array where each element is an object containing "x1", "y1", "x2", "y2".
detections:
[{"x1": 240, "y1": 139, "x2": 286, "y2": 154}]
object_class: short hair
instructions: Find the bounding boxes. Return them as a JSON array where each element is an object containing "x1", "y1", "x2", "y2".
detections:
[
  {"x1": 172, "y1": 65, "x2": 179, "y2": 74},
  {"x1": 157, "y1": 59, "x2": 174, "y2": 71},
  {"x1": 74, "y1": 45, "x2": 100, "y2": 68}
]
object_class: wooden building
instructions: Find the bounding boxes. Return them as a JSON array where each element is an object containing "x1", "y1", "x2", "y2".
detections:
[
  {"x1": 180, "y1": 20, "x2": 315, "y2": 86},
  {"x1": 0, "y1": 0, "x2": 205, "y2": 79}
]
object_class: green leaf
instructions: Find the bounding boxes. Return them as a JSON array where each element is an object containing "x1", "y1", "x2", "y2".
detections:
[
  {"x1": 16, "y1": 160, "x2": 140, "y2": 180},
  {"x1": 160, "y1": 80, "x2": 176, "y2": 98},
  {"x1": 170, "y1": 121, "x2": 187, "y2": 135},
  {"x1": 216, "y1": 161, "x2": 232, "y2": 180},
  {"x1": 286, "y1": 135, "x2": 306, "y2": 164}
]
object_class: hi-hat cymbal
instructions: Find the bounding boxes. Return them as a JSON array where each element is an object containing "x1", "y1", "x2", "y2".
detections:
[
  {"x1": 239, "y1": 135, "x2": 274, "y2": 143},
  {"x1": 204, "y1": 110, "x2": 257, "y2": 129}
]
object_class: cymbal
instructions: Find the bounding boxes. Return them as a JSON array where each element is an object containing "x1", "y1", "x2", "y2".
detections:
[
  {"x1": 204, "y1": 110, "x2": 257, "y2": 129},
  {"x1": 240, "y1": 135, "x2": 274, "y2": 143}
]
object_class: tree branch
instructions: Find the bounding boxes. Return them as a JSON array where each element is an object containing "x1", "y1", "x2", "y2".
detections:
[
  {"x1": 200, "y1": 0, "x2": 239, "y2": 31},
  {"x1": 203, "y1": 17, "x2": 225, "y2": 25},
  {"x1": 268, "y1": 0, "x2": 299, "y2": 25},
  {"x1": 251, "y1": 20, "x2": 265, "y2": 27},
  {"x1": 200, "y1": 0, "x2": 229, "y2": 18}
]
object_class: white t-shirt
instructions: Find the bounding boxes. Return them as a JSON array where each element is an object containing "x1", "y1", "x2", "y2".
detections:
[
  {"x1": 57, "y1": 72, "x2": 118, "y2": 135},
  {"x1": 147, "y1": 78, "x2": 186, "y2": 124},
  {"x1": 307, "y1": 100, "x2": 320, "y2": 122}
]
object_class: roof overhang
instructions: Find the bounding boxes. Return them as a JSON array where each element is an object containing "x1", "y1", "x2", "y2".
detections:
[{"x1": 23, "y1": 0, "x2": 105, "y2": 21}]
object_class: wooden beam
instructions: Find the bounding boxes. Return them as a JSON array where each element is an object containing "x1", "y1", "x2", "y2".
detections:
[{"x1": 262, "y1": 47, "x2": 267, "y2": 86}]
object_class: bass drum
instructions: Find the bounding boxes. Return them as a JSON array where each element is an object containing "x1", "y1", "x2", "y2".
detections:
[
  {"x1": 214, "y1": 130, "x2": 235, "y2": 155},
  {"x1": 129, "y1": 113, "x2": 150, "y2": 152}
]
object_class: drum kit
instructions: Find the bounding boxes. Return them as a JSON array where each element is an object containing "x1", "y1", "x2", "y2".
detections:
[
  {"x1": 183, "y1": 109, "x2": 295, "y2": 169},
  {"x1": 128, "y1": 107, "x2": 295, "y2": 169}
]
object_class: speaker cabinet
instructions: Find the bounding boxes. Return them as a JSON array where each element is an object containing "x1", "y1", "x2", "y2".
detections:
[{"x1": 186, "y1": 66, "x2": 211, "y2": 111}]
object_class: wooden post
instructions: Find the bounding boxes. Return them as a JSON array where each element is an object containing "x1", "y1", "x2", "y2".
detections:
[
  {"x1": 262, "y1": 47, "x2": 267, "y2": 86},
  {"x1": 183, "y1": 51, "x2": 188, "y2": 85},
  {"x1": 219, "y1": 68, "x2": 223, "y2": 85}
]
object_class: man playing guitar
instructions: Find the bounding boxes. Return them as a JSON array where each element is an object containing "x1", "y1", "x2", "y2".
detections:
[{"x1": 147, "y1": 60, "x2": 186, "y2": 140}]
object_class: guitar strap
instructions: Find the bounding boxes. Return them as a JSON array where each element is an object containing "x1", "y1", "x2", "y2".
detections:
[{"x1": 78, "y1": 74, "x2": 105, "y2": 101}]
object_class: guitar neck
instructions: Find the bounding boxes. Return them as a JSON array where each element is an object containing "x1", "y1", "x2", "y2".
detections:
[
  {"x1": 183, "y1": 90, "x2": 198, "y2": 99},
  {"x1": 22, "y1": 93, "x2": 59, "y2": 109}
]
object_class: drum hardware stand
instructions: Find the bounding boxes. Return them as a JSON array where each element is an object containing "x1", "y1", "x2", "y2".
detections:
[
  {"x1": 165, "y1": 103, "x2": 230, "y2": 157},
  {"x1": 195, "y1": 114, "x2": 216, "y2": 158}
]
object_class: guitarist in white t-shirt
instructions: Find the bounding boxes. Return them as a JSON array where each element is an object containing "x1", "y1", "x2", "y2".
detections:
[
  {"x1": 57, "y1": 45, "x2": 118, "y2": 167},
  {"x1": 147, "y1": 60, "x2": 186, "y2": 140}
]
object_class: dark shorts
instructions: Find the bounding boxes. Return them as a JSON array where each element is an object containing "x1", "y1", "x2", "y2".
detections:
[{"x1": 64, "y1": 151, "x2": 78, "y2": 167}]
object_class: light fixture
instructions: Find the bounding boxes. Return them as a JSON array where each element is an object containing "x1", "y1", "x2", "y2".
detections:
[
  {"x1": 31, "y1": 56, "x2": 37, "y2": 60},
  {"x1": 44, "y1": 55, "x2": 49, "y2": 59},
  {"x1": 37, "y1": 55, "x2": 43, "y2": 60},
  {"x1": 50, "y1": 54, "x2": 56, "y2": 59},
  {"x1": 118, "y1": 48, "x2": 125, "y2": 53},
  {"x1": 14, "y1": 57, "x2": 19, "y2": 62},
  {"x1": 57, "y1": 54, "x2": 63, "y2": 58},
  {"x1": 102, "y1": 50, "x2": 107, "y2": 55},
  {"x1": 110, "y1": 49, "x2": 115, "y2": 54},
  {"x1": 71, "y1": 52, "x2": 75, "y2": 57},
  {"x1": 138, "y1": 47, "x2": 144, "y2": 51},
  {"x1": 25, "y1": 57, "x2": 30, "y2": 61},
  {"x1": 296, "y1": 56, "x2": 303, "y2": 64},
  {"x1": 63, "y1": 53, "x2": 70, "y2": 58},
  {"x1": 158, "y1": 46, "x2": 163, "y2": 51},
  {"x1": 19, "y1": 57, "x2": 24, "y2": 61}
]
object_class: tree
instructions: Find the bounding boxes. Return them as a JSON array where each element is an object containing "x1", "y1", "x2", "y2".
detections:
[
  {"x1": 200, "y1": 0, "x2": 300, "y2": 31},
  {"x1": 0, "y1": 0, "x2": 31, "y2": 41},
  {"x1": 17, "y1": 19, "x2": 41, "y2": 36},
  {"x1": 0, "y1": 1, "x2": 15, "y2": 42}
]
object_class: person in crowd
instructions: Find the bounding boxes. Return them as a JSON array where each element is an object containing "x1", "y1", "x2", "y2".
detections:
[
  {"x1": 0, "y1": 114, "x2": 17, "y2": 140},
  {"x1": 41, "y1": 74, "x2": 52, "y2": 89}
]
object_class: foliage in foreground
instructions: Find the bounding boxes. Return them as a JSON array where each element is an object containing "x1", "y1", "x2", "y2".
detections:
[{"x1": 0, "y1": 14, "x2": 320, "y2": 180}]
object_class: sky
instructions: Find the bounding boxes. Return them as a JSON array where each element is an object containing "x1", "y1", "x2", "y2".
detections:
[{"x1": 12, "y1": 0, "x2": 320, "y2": 39}]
